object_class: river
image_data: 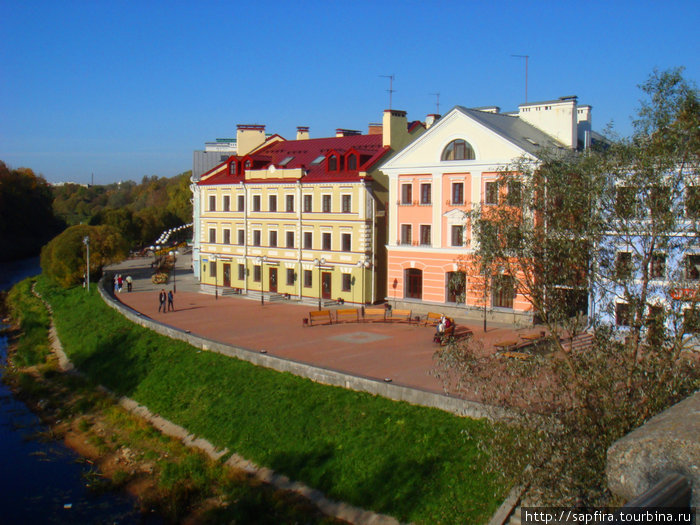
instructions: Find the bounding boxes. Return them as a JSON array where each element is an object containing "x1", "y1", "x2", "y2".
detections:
[{"x1": 0, "y1": 258, "x2": 160, "y2": 524}]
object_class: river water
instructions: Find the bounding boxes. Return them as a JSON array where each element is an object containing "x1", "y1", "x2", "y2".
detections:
[{"x1": 0, "y1": 259, "x2": 160, "y2": 524}]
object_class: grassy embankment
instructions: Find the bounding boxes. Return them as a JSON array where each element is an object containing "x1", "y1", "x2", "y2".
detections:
[
  {"x1": 31, "y1": 275, "x2": 509, "y2": 524},
  {"x1": 5, "y1": 278, "x2": 343, "y2": 524}
]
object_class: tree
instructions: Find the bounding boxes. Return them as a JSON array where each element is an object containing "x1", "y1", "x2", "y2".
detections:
[
  {"x1": 41, "y1": 224, "x2": 129, "y2": 288},
  {"x1": 435, "y1": 68, "x2": 700, "y2": 505}
]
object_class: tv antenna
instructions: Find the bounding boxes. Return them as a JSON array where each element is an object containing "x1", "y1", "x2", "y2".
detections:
[
  {"x1": 511, "y1": 54, "x2": 529, "y2": 103},
  {"x1": 380, "y1": 74, "x2": 395, "y2": 109},
  {"x1": 430, "y1": 92, "x2": 440, "y2": 114}
]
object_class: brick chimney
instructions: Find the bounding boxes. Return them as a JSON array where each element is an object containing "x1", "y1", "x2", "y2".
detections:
[
  {"x1": 368, "y1": 123, "x2": 382, "y2": 135},
  {"x1": 236, "y1": 124, "x2": 266, "y2": 156},
  {"x1": 382, "y1": 109, "x2": 408, "y2": 149},
  {"x1": 296, "y1": 126, "x2": 309, "y2": 140}
]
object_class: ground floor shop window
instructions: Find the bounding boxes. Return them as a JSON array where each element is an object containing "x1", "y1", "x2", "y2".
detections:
[
  {"x1": 405, "y1": 268, "x2": 422, "y2": 299},
  {"x1": 492, "y1": 274, "x2": 515, "y2": 309}
]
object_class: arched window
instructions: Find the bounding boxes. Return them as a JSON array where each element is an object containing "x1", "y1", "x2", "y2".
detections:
[
  {"x1": 244, "y1": 160, "x2": 252, "y2": 169},
  {"x1": 346, "y1": 154, "x2": 357, "y2": 171},
  {"x1": 441, "y1": 139, "x2": 475, "y2": 161},
  {"x1": 328, "y1": 155, "x2": 338, "y2": 171}
]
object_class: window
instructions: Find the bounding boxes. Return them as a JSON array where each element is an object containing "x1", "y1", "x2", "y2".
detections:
[
  {"x1": 405, "y1": 268, "x2": 422, "y2": 299},
  {"x1": 420, "y1": 183, "x2": 432, "y2": 205},
  {"x1": 237, "y1": 230, "x2": 245, "y2": 245},
  {"x1": 401, "y1": 184, "x2": 412, "y2": 205},
  {"x1": 238, "y1": 195, "x2": 244, "y2": 211},
  {"x1": 244, "y1": 159, "x2": 252, "y2": 169},
  {"x1": 253, "y1": 230, "x2": 261, "y2": 246},
  {"x1": 451, "y1": 225, "x2": 464, "y2": 247},
  {"x1": 303, "y1": 195, "x2": 313, "y2": 212},
  {"x1": 328, "y1": 155, "x2": 338, "y2": 171},
  {"x1": 616, "y1": 302, "x2": 631, "y2": 326},
  {"x1": 441, "y1": 139, "x2": 475, "y2": 161},
  {"x1": 506, "y1": 181, "x2": 523, "y2": 207},
  {"x1": 253, "y1": 265, "x2": 261, "y2": 282},
  {"x1": 253, "y1": 195, "x2": 261, "y2": 212},
  {"x1": 452, "y1": 182, "x2": 464, "y2": 205},
  {"x1": 649, "y1": 186, "x2": 670, "y2": 217},
  {"x1": 229, "y1": 162, "x2": 237, "y2": 175},
  {"x1": 686, "y1": 187, "x2": 700, "y2": 218},
  {"x1": 342, "y1": 273, "x2": 352, "y2": 292},
  {"x1": 269, "y1": 231, "x2": 277, "y2": 247},
  {"x1": 286, "y1": 231, "x2": 295, "y2": 248},
  {"x1": 446, "y1": 271, "x2": 466, "y2": 303},
  {"x1": 485, "y1": 181, "x2": 499, "y2": 205},
  {"x1": 269, "y1": 195, "x2": 277, "y2": 212},
  {"x1": 342, "y1": 195, "x2": 351, "y2": 213},
  {"x1": 615, "y1": 252, "x2": 633, "y2": 280},
  {"x1": 322, "y1": 195, "x2": 331, "y2": 213},
  {"x1": 322, "y1": 232, "x2": 332, "y2": 250},
  {"x1": 286, "y1": 195, "x2": 294, "y2": 212},
  {"x1": 209, "y1": 228, "x2": 216, "y2": 243},
  {"x1": 400, "y1": 224, "x2": 412, "y2": 245},
  {"x1": 238, "y1": 264, "x2": 245, "y2": 280},
  {"x1": 419, "y1": 225, "x2": 431, "y2": 246},
  {"x1": 341, "y1": 233, "x2": 351, "y2": 252},
  {"x1": 223, "y1": 229, "x2": 230, "y2": 244},
  {"x1": 347, "y1": 154, "x2": 357, "y2": 171},
  {"x1": 303, "y1": 232, "x2": 313, "y2": 249},
  {"x1": 209, "y1": 195, "x2": 216, "y2": 211},
  {"x1": 686, "y1": 254, "x2": 700, "y2": 280},
  {"x1": 651, "y1": 253, "x2": 666, "y2": 279},
  {"x1": 210, "y1": 260, "x2": 217, "y2": 278},
  {"x1": 303, "y1": 270, "x2": 313, "y2": 288},
  {"x1": 223, "y1": 195, "x2": 230, "y2": 211},
  {"x1": 286, "y1": 269, "x2": 295, "y2": 286},
  {"x1": 492, "y1": 274, "x2": 515, "y2": 309}
]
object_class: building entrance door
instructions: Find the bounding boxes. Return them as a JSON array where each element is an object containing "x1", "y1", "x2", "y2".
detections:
[
  {"x1": 223, "y1": 264, "x2": 231, "y2": 287},
  {"x1": 322, "y1": 272, "x2": 332, "y2": 299},
  {"x1": 269, "y1": 267, "x2": 278, "y2": 293}
]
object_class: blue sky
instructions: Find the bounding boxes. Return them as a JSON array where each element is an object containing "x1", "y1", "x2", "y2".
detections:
[{"x1": 1, "y1": 0, "x2": 698, "y2": 184}]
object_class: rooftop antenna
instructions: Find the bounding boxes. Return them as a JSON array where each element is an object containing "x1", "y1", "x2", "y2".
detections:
[
  {"x1": 380, "y1": 74, "x2": 395, "y2": 109},
  {"x1": 91, "y1": 172, "x2": 94, "y2": 186},
  {"x1": 511, "y1": 54, "x2": 529, "y2": 103},
  {"x1": 430, "y1": 92, "x2": 440, "y2": 114}
]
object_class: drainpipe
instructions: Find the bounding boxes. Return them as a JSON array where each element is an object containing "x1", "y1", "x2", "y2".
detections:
[
  {"x1": 371, "y1": 191, "x2": 376, "y2": 304},
  {"x1": 297, "y1": 179, "x2": 303, "y2": 300},
  {"x1": 243, "y1": 181, "x2": 248, "y2": 295}
]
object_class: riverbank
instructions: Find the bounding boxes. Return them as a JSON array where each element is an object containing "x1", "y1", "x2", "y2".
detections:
[{"x1": 3, "y1": 277, "x2": 347, "y2": 524}]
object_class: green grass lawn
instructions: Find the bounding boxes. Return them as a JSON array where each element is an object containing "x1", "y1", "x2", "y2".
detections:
[{"x1": 36, "y1": 276, "x2": 509, "y2": 524}]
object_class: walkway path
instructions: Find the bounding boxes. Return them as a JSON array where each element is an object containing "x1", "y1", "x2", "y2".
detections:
[{"x1": 109, "y1": 254, "x2": 531, "y2": 398}]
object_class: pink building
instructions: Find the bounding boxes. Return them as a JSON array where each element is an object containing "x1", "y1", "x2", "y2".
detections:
[{"x1": 380, "y1": 99, "x2": 593, "y2": 324}]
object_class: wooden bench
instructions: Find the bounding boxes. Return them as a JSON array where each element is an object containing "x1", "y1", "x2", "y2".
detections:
[
  {"x1": 309, "y1": 310, "x2": 333, "y2": 326},
  {"x1": 336, "y1": 308, "x2": 360, "y2": 324},
  {"x1": 363, "y1": 307, "x2": 386, "y2": 322},
  {"x1": 388, "y1": 309, "x2": 413, "y2": 324},
  {"x1": 423, "y1": 312, "x2": 443, "y2": 326}
]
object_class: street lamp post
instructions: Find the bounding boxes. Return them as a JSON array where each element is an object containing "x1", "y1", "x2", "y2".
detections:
[
  {"x1": 314, "y1": 257, "x2": 326, "y2": 310},
  {"x1": 257, "y1": 256, "x2": 267, "y2": 306},
  {"x1": 211, "y1": 257, "x2": 218, "y2": 299},
  {"x1": 356, "y1": 258, "x2": 370, "y2": 306},
  {"x1": 83, "y1": 236, "x2": 90, "y2": 293},
  {"x1": 169, "y1": 250, "x2": 179, "y2": 293}
]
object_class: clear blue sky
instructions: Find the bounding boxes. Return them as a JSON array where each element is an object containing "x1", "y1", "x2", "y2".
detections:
[{"x1": 1, "y1": 0, "x2": 698, "y2": 185}]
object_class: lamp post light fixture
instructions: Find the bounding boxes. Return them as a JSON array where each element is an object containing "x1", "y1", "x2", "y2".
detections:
[
  {"x1": 83, "y1": 236, "x2": 90, "y2": 293},
  {"x1": 313, "y1": 257, "x2": 326, "y2": 310},
  {"x1": 257, "y1": 256, "x2": 267, "y2": 306},
  {"x1": 169, "y1": 250, "x2": 179, "y2": 293},
  {"x1": 356, "y1": 258, "x2": 370, "y2": 306}
]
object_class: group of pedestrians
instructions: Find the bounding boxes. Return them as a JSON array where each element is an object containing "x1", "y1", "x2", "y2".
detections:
[
  {"x1": 158, "y1": 289, "x2": 175, "y2": 312},
  {"x1": 112, "y1": 274, "x2": 133, "y2": 293}
]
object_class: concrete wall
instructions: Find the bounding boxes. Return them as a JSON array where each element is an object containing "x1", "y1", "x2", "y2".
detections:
[{"x1": 98, "y1": 277, "x2": 510, "y2": 422}]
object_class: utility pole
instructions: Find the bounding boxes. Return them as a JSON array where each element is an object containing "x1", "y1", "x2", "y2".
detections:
[
  {"x1": 83, "y1": 236, "x2": 90, "y2": 293},
  {"x1": 511, "y1": 54, "x2": 529, "y2": 103},
  {"x1": 430, "y1": 92, "x2": 440, "y2": 114},
  {"x1": 380, "y1": 74, "x2": 395, "y2": 109}
]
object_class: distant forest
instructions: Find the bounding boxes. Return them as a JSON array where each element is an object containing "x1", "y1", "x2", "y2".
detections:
[{"x1": 0, "y1": 160, "x2": 192, "y2": 262}]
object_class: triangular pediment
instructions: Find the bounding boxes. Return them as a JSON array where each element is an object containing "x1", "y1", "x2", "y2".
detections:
[{"x1": 380, "y1": 107, "x2": 542, "y2": 171}]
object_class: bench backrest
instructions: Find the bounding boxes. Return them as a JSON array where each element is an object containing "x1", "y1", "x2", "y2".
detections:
[
  {"x1": 364, "y1": 308, "x2": 386, "y2": 320},
  {"x1": 336, "y1": 309, "x2": 359, "y2": 321}
]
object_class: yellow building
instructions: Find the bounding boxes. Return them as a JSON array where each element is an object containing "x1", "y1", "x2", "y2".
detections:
[{"x1": 196, "y1": 112, "x2": 423, "y2": 306}]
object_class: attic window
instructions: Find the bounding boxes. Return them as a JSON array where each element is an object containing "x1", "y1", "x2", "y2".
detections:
[
  {"x1": 310, "y1": 155, "x2": 325, "y2": 165},
  {"x1": 244, "y1": 160, "x2": 252, "y2": 169},
  {"x1": 229, "y1": 162, "x2": 237, "y2": 175},
  {"x1": 441, "y1": 139, "x2": 475, "y2": 161},
  {"x1": 347, "y1": 154, "x2": 357, "y2": 171},
  {"x1": 328, "y1": 155, "x2": 338, "y2": 171},
  {"x1": 279, "y1": 156, "x2": 293, "y2": 167}
]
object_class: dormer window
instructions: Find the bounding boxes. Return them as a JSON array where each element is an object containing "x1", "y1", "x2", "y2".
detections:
[
  {"x1": 244, "y1": 160, "x2": 252, "y2": 169},
  {"x1": 441, "y1": 139, "x2": 475, "y2": 161},
  {"x1": 328, "y1": 155, "x2": 338, "y2": 171},
  {"x1": 347, "y1": 154, "x2": 357, "y2": 171},
  {"x1": 229, "y1": 162, "x2": 237, "y2": 175}
]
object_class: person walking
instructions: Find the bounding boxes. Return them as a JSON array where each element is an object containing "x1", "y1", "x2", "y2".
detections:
[
  {"x1": 126, "y1": 275, "x2": 133, "y2": 292},
  {"x1": 167, "y1": 290, "x2": 174, "y2": 312},
  {"x1": 158, "y1": 289, "x2": 167, "y2": 312},
  {"x1": 117, "y1": 274, "x2": 123, "y2": 293}
]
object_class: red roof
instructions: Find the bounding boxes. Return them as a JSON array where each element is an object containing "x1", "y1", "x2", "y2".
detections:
[{"x1": 199, "y1": 134, "x2": 390, "y2": 185}]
